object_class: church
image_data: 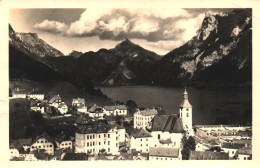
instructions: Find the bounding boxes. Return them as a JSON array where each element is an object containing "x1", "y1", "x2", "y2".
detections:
[{"x1": 149, "y1": 87, "x2": 194, "y2": 148}]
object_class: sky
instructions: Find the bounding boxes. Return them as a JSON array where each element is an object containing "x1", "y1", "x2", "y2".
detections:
[{"x1": 10, "y1": 8, "x2": 234, "y2": 55}]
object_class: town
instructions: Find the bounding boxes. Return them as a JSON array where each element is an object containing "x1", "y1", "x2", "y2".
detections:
[{"x1": 9, "y1": 87, "x2": 252, "y2": 161}]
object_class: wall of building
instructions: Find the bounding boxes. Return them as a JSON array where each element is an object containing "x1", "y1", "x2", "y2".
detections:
[{"x1": 30, "y1": 137, "x2": 54, "y2": 155}]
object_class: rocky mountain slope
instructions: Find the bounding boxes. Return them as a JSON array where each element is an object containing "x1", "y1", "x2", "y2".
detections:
[
  {"x1": 9, "y1": 25, "x2": 64, "y2": 58},
  {"x1": 67, "y1": 50, "x2": 83, "y2": 58},
  {"x1": 152, "y1": 9, "x2": 252, "y2": 86}
]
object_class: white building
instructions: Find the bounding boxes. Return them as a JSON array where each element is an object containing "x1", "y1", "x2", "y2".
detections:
[
  {"x1": 77, "y1": 104, "x2": 88, "y2": 113},
  {"x1": 12, "y1": 88, "x2": 27, "y2": 98},
  {"x1": 88, "y1": 104, "x2": 105, "y2": 118},
  {"x1": 134, "y1": 109, "x2": 158, "y2": 129},
  {"x1": 237, "y1": 147, "x2": 252, "y2": 160},
  {"x1": 30, "y1": 133, "x2": 54, "y2": 155},
  {"x1": 58, "y1": 102, "x2": 68, "y2": 114},
  {"x1": 130, "y1": 128, "x2": 152, "y2": 153},
  {"x1": 149, "y1": 147, "x2": 181, "y2": 160},
  {"x1": 27, "y1": 90, "x2": 44, "y2": 100},
  {"x1": 103, "y1": 105, "x2": 128, "y2": 116},
  {"x1": 72, "y1": 98, "x2": 85, "y2": 107},
  {"x1": 49, "y1": 94, "x2": 62, "y2": 108},
  {"x1": 55, "y1": 132, "x2": 73, "y2": 150},
  {"x1": 75, "y1": 120, "x2": 124, "y2": 155},
  {"x1": 30, "y1": 101, "x2": 44, "y2": 113},
  {"x1": 221, "y1": 143, "x2": 244, "y2": 159},
  {"x1": 150, "y1": 115, "x2": 184, "y2": 148}
]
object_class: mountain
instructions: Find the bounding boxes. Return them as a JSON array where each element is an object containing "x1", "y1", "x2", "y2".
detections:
[
  {"x1": 9, "y1": 25, "x2": 64, "y2": 58},
  {"x1": 45, "y1": 38, "x2": 161, "y2": 85},
  {"x1": 152, "y1": 9, "x2": 252, "y2": 87},
  {"x1": 104, "y1": 38, "x2": 161, "y2": 85},
  {"x1": 67, "y1": 50, "x2": 83, "y2": 58}
]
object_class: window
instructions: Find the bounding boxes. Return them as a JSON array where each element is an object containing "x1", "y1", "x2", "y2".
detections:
[
  {"x1": 186, "y1": 113, "x2": 189, "y2": 117},
  {"x1": 32, "y1": 146, "x2": 34, "y2": 149},
  {"x1": 116, "y1": 143, "x2": 118, "y2": 147},
  {"x1": 104, "y1": 134, "x2": 106, "y2": 138},
  {"x1": 108, "y1": 148, "x2": 110, "y2": 152},
  {"x1": 50, "y1": 145, "x2": 52, "y2": 147},
  {"x1": 146, "y1": 144, "x2": 148, "y2": 146},
  {"x1": 141, "y1": 144, "x2": 142, "y2": 147},
  {"x1": 90, "y1": 142, "x2": 92, "y2": 146},
  {"x1": 93, "y1": 149, "x2": 95, "y2": 152},
  {"x1": 158, "y1": 134, "x2": 160, "y2": 140},
  {"x1": 87, "y1": 142, "x2": 89, "y2": 147},
  {"x1": 93, "y1": 142, "x2": 95, "y2": 146},
  {"x1": 186, "y1": 108, "x2": 189, "y2": 111},
  {"x1": 244, "y1": 157, "x2": 246, "y2": 160},
  {"x1": 41, "y1": 141, "x2": 43, "y2": 143},
  {"x1": 146, "y1": 139, "x2": 148, "y2": 141},
  {"x1": 116, "y1": 137, "x2": 118, "y2": 141},
  {"x1": 108, "y1": 134, "x2": 110, "y2": 138},
  {"x1": 108, "y1": 141, "x2": 110, "y2": 145},
  {"x1": 232, "y1": 151, "x2": 234, "y2": 154},
  {"x1": 87, "y1": 135, "x2": 89, "y2": 139},
  {"x1": 37, "y1": 141, "x2": 39, "y2": 143},
  {"x1": 90, "y1": 135, "x2": 92, "y2": 139},
  {"x1": 104, "y1": 141, "x2": 106, "y2": 145},
  {"x1": 62, "y1": 144, "x2": 64, "y2": 146},
  {"x1": 140, "y1": 139, "x2": 142, "y2": 141},
  {"x1": 39, "y1": 146, "x2": 41, "y2": 148},
  {"x1": 93, "y1": 135, "x2": 95, "y2": 138},
  {"x1": 99, "y1": 142, "x2": 101, "y2": 145}
]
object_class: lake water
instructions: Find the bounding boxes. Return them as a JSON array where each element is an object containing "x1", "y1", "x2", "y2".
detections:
[{"x1": 98, "y1": 86, "x2": 252, "y2": 125}]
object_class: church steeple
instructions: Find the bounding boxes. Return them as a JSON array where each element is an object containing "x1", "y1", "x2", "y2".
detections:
[
  {"x1": 179, "y1": 87, "x2": 193, "y2": 135},
  {"x1": 180, "y1": 86, "x2": 192, "y2": 108}
]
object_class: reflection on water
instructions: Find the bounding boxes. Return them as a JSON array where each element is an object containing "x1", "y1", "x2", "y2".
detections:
[{"x1": 98, "y1": 86, "x2": 252, "y2": 125}]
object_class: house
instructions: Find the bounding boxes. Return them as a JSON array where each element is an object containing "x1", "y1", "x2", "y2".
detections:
[
  {"x1": 75, "y1": 119, "x2": 125, "y2": 155},
  {"x1": 149, "y1": 147, "x2": 181, "y2": 160},
  {"x1": 133, "y1": 108, "x2": 158, "y2": 129},
  {"x1": 12, "y1": 88, "x2": 27, "y2": 98},
  {"x1": 237, "y1": 147, "x2": 252, "y2": 160},
  {"x1": 150, "y1": 115, "x2": 185, "y2": 148},
  {"x1": 30, "y1": 101, "x2": 45, "y2": 113},
  {"x1": 49, "y1": 94, "x2": 62, "y2": 108},
  {"x1": 55, "y1": 132, "x2": 73, "y2": 150},
  {"x1": 61, "y1": 153, "x2": 88, "y2": 160},
  {"x1": 130, "y1": 128, "x2": 152, "y2": 153},
  {"x1": 30, "y1": 133, "x2": 55, "y2": 155},
  {"x1": 58, "y1": 102, "x2": 68, "y2": 114},
  {"x1": 221, "y1": 143, "x2": 244, "y2": 159},
  {"x1": 189, "y1": 151, "x2": 229, "y2": 160},
  {"x1": 10, "y1": 138, "x2": 32, "y2": 159},
  {"x1": 72, "y1": 98, "x2": 85, "y2": 107},
  {"x1": 77, "y1": 104, "x2": 88, "y2": 113},
  {"x1": 24, "y1": 153, "x2": 38, "y2": 161},
  {"x1": 103, "y1": 105, "x2": 128, "y2": 116},
  {"x1": 27, "y1": 90, "x2": 44, "y2": 100},
  {"x1": 88, "y1": 104, "x2": 105, "y2": 118}
]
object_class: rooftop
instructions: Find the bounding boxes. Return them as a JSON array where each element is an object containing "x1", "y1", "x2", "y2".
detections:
[
  {"x1": 221, "y1": 143, "x2": 245, "y2": 149},
  {"x1": 149, "y1": 147, "x2": 179, "y2": 158},
  {"x1": 49, "y1": 94, "x2": 61, "y2": 103},
  {"x1": 151, "y1": 115, "x2": 184, "y2": 133},
  {"x1": 103, "y1": 105, "x2": 128, "y2": 111},
  {"x1": 189, "y1": 151, "x2": 229, "y2": 160},
  {"x1": 238, "y1": 147, "x2": 252, "y2": 155},
  {"x1": 72, "y1": 98, "x2": 85, "y2": 104},
  {"x1": 132, "y1": 128, "x2": 152, "y2": 138},
  {"x1": 138, "y1": 109, "x2": 158, "y2": 116},
  {"x1": 62, "y1": 153, "x2": 88, "y2": 160}
]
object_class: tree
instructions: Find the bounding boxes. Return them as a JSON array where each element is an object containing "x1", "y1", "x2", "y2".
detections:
[
  {"x1": 126, "y1": 100, "x2": 138, "y2": 115},
  {"x1": 181, "y1": 133, "x2": 196, "y2": 160}
]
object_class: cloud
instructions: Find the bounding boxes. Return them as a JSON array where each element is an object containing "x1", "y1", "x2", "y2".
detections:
[
  {"x1": 34, "y1": 8, "x2": 206, "y2": 44},
  {"x1": 34, "y1": 19, "x2": 68, "y2": 34}
]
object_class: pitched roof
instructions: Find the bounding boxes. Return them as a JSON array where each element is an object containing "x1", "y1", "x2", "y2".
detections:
[
  {"x1": 238, "y1": 147, "x2": 252, "y2": 155},
  {"x1": 49, "y1": 94, "x2": 61, "y2": 103},
  {"x1": 159, "y1": 138, "x2": 172, "y2": 144},
  {"x1": 55, "y1": 132, "x2": 72, "y2": 143},
  {"x1": 139, "y1": 109, "x2": 158, "y2": 116},
  {"x1": 232, "y1": 139, "x2": 252, "y2": 145},
  {"x1": 132, "y1": 128, "x2": 152, "y2": 138},
  {"x1": 76, "y1": 122, "x2": 112, "y2": 134},
  {"x1": 28, "y1": 90, "x2": 44, "y2": 94},
  {"x1": 149, "y1": 147, "x2": 179, "y2": 158},
  {"x1": 189, "y1": 151, "x2": 229, "y2": 160},
  {"x1": 151, "y1": 115, "x2": 184, "y2": 133},
  {"x1": 103, "y1": 105, "x2": 127, "y2": 111},
  {"x1": 58, "y1": 102, "x2": 67, "y2": 108},
  {"x1": 31, "y1": 132, "x2": 54, "y2": 145},
  {"x1": 88, "y1": 104, "x2": 103, "y2": 113},
  {"x1": 72, "y1": 98, "x2": 85, "y2": 104},
  {"x1": 221, "y1": 143, "x2": 244, "y2": 149},
  {"x1": 62, "y1": 153, "x2": 88, "y2": 160}
]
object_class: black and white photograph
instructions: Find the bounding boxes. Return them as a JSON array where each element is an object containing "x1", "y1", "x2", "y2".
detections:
[{"x1": 2, "y1": 1, "x2": 258, "y2": 164}]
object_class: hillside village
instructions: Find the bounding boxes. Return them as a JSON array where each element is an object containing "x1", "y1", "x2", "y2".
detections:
[{"x1": 9, "y1": 87, "x2": 252, "y2": 161}]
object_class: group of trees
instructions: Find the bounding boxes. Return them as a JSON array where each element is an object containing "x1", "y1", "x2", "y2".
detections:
[{"x1": 181, "y1": 132, "x2": 196, "y2": 160}]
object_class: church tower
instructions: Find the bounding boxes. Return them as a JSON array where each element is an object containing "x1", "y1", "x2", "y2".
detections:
[{"x1": 179, "y1": 87, "x2": 193, "y2": 135}]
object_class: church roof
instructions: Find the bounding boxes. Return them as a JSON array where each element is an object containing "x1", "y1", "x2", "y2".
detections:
[
  {"x1": 132, "y1": 128, "x2": 152, "y2": 138},
  {"x1": 151, "y1": 115, "x2": 184, "y2": 133}
]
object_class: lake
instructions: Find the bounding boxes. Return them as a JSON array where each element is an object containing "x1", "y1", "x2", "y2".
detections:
[{"x1": 98, "y1": 85, "x2": 252, "y2": 125}]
